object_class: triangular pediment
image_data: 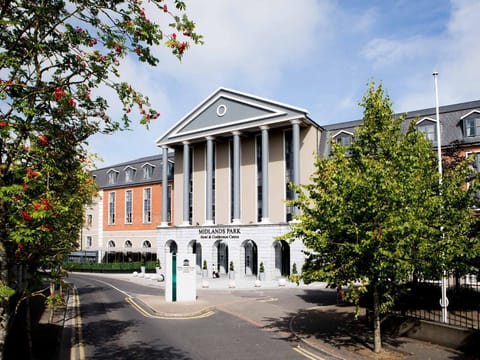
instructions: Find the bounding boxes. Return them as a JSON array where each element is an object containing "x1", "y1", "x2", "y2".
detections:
[
  {"x1": 157, "y1": 88, "x2": 310, "y2": 146},
  {"x1": 179, "y1": 96, "x2": 279, "y2": 133}
]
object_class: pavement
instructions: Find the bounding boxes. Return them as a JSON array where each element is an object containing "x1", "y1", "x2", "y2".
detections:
[{"x1": 67, "y1": 272, "x2": 477, "y2": 360}]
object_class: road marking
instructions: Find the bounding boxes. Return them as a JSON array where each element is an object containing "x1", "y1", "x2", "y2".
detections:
[
  {"x1": 70, "y1": 287, "x2": 85, "y2": 360},
  {"x1": 91, "y1": 278, "x2": 132, "y2": 297},
  {"x1": 126, "y1": 297, "x2": 215, "y2": 319},
  {"x1": 293, "y1": 345, "x2": 325, "y2": 360},
  {"x1": 80, "y1": 277, "x2": 216, "y2": 320}
]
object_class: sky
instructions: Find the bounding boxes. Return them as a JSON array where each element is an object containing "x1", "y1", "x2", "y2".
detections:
[{"x1": 89, "y1": 0, "x2": 480, "y2": 168}]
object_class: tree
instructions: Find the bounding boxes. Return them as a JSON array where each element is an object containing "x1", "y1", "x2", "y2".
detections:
[
  {"x1": 280, "y1": 82, "x2": 480, "y2": 353},
  {"x1": 0, "y1": 1, "x2": 202, "y2": 357}
]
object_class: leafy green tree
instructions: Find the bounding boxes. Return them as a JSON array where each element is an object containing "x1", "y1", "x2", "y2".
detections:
[
  {"x1": 281, "y1": 82, "x2": 480, "y2": 353},
  {"x1": 0, "y1": 0, "x2": 202, "y2": 356}
]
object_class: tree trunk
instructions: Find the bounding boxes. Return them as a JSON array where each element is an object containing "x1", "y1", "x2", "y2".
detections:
[
  {"x1": 25, "y1": 297, "x2": 33, "y2": 360},
  {"x1": 372, "y1": 284, "x2": 382, "y2": 353}
]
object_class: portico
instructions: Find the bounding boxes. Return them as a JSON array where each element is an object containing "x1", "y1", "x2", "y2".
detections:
[{"x1": 156, "y1": 88, "x2": 322, "y2": 279}]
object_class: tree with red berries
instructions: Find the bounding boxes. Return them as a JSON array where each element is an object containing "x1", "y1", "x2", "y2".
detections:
[{"x1": 0, "y1": 1, "x2": 202, "y2": 357}]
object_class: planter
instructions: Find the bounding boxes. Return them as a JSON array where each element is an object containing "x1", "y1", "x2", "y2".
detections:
[
  {"x1": 259, "y1": 272, "x2": 265, "y2": 281},
  {"x1": 229, "y1": 271, "x2": 235, "y2": 280},
  {"x1": 202, "y1": 269, "x2": 209, "y2": 278},
  {"x1": 140, "y1": 266, "x2": 146, "y2": 274}
]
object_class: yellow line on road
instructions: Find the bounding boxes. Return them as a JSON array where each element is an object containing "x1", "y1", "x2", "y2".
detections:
[
  {"x1": 70, "y1": 288, "x2": 85, "y2": 360},
  {"x1": 293, "y1": 345, "x2": 325, "y2": 360},
  {"x1": 126, "y1": 297, "x2": 215, "y2": 320}
]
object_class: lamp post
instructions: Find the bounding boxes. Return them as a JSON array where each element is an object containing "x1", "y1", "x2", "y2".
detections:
[{"x1": 433, "y1": 71, "x2": 448, "y2": 324}]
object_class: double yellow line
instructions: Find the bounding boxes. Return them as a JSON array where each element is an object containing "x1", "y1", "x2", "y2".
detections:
[{"x1": 69, "y1": 287, "x2": 86, "y2": 360}]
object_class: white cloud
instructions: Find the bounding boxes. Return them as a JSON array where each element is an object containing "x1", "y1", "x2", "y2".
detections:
[
  {"x1": 394, "y1": 0, "x2": 480, "y2": 111},
  {"x1": 361, "y1": 36, "x2": 438, "y2": 67},
  {"x1": 152, "y1": 0, "x2": 332, "y2": 92}
]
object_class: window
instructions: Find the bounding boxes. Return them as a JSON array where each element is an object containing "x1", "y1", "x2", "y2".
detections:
[
  {"x1": 108, "y1": 192, "x2": 116, "y2": 224},
  {"x1": 336, "y1": 135, "x2": 352, "y2": 146},
  {"x1": 285, "y1": 130, "x2": 294, "y2": 222},
  {"x1": 142, "y1": 240, "x2": 152, "y2": 248},
  {"x1": 108, "y1": 240, "x2": 116, "y2": 248},
  {"x1": 466, "y1": 152, "x2": 480, "y2": 171},
  {"x1": 256, "y1": 134, "x2": 263, "y2": 222},
  {"x1": 166, "y1": 185, "x2": 172, "y2": 222},
  {"x1": 418, "y1": 122, "x2": 437, "y2": 143},
  {"x1": 125, "y1": 190, "x2": 133, "y2": 224},
  {"x1": 143, "y1": 188, "x2": 151, "y2": 223},
  {"x1": 125, "y1": 167, "x2": 136, "y2": 182},
  {"x1": 143, "y1": 164, "x2": 154, "y2": 179},
  {"x1": 465, "y1": 117, "x2": 480, "y2": 137},
  {"x1": 108, "y1": 170, "x2": 118, "y2": 184},
  {"x1": 188, "y1": 147, "x2": 193, "y2": 224},
  {"x1": 86, "y1": 236, "x2": 92, "y2": 248},
  {"x1": 466, "y1": 152, "x2": 480, "y2": 199},
  {"x1": 333, "y1": 131, "x2": 354, "y2": 148},
  {"x1": 124, "y1": 240, "x2": 132, "y2": 248},
  {"x1": 87, "y1": 214, "x2": 93, "y2": 227}
]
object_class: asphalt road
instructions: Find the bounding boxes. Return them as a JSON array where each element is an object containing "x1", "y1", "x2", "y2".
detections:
[{"x1": 68, "y1": 274, "x2": 336, "y2": 359}]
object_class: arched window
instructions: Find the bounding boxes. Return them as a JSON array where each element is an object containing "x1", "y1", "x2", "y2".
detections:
[
  {"x1": 142, "y1": 240, "x2": 152, "y2": 248},
  {"x1": 108, "y1": 240, "x2": 116, "y2": 248},
  {"x1": 125, "y1": 240, "x2": 133, "y2": 248}
]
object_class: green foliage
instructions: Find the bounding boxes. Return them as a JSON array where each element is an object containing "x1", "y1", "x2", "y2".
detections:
[
  {"x1": 259, "y1": 262, "x2": 265, "y2": 273},
  {"x1": 292, "y1": 262, "x2": 298, "y2": 275},
  {"x1": 0, "y1": 0, "x2": 202, "y2": 344},
  {"x1": 280, "y1": 81, "x2": 480, "y2": 350},
  {"x1": 64, "y1": 260, "x2": 158, "y2": 272},
  {"x1": 0, "y1": 285, "x2": 15, "y2": 300},
  {"x1": 229, "y1": 261, "x2": 234, "y2": 271},
  {"x1": 203, "y1": 259, "x2": 207, "y2": 270},
  {"x1": 45, "y1": 292, "x2": 66, "y2": 309}
]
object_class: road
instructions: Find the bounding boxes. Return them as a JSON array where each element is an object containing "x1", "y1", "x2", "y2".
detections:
[{"x1": 67, "y1": 274, "x2": 337, "y2": 359}]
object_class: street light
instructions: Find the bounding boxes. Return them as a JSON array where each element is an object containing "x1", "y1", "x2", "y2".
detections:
[{"x1": 433, "y1": 71, "x2": 448, "y2": 324}]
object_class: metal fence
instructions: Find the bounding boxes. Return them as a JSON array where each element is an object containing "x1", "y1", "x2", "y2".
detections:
[{"x1": 391, "y1": 274, "x2": 480, "y2": 331}]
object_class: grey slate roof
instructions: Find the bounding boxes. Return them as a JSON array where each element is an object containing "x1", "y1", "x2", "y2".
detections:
[
  {"x1": 319, "y1": 100, "x2": 480, "y2": 157},
  {"x1": 92, "y1": 153, "x2": 174, "y2": 189}
]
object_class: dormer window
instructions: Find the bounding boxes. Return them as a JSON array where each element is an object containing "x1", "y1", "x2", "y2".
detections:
[
  {"x1": 417, "y1": 118, "x2": 437, "y2": 144},
  {"x1": 332, "y1": 130, "x2": 354, "y2": 147},
  {"x1": 124, "y1": 166, "x2": 136, "y2": 182},
  {"x1": 107, "y1": 170, "x2": 119, "y2": 185},
  {"x1": 462, "y1": 110, "x2": 480, "y2": 137},
  {"x1": 142, "y1": 163, "x2": 155, "y2": 179}
]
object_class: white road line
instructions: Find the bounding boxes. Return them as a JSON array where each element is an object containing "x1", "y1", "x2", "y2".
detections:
[{"x1": 91, "y1": 278, "x2": 132, "y2": 297}]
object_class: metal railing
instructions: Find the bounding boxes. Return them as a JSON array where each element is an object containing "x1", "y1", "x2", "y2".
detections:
[{"x1": 391, "y1": 275, "x2": 480, "y2": 330}]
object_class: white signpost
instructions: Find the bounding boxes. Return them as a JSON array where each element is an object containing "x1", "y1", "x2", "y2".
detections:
[{"x1": 165, "y1": 253, "x2": 196, "y2": 302}]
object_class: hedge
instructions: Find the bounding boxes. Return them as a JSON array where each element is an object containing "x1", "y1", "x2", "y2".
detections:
[{"x1": 63, "y1": 261, "x2": 159, "y2": 273}]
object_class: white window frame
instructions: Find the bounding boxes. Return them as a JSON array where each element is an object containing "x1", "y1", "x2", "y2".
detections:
[
  {"x1": 108, "y1": 192, "x2": 116, "y2": 225},
  {"x1": 108, "y1": 170, "x2": 119, "y2": 185},
  {"x1": 125, "y1": 189, "x2": 133, "y2": 224},
  {"x1": 143, "y1": 187, "x2": 152, "y2": 223}
]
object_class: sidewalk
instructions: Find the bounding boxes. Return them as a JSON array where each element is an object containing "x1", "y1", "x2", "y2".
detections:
[{"x1": 72, "y1": 273, "x2": 477, "y2": 360}]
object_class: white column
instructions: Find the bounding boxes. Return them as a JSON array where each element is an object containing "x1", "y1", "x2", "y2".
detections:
[
  {"x1": 232, "y1": 131, "x2": 241, "y2": 224},
  {"x1": 182, "y1": 142, "x2": 190, "y2": 226},
  {"x1": 260, "y1": 126, "x2": 269, "y2": 223},
  {"x1": 292, "y1": 120, "x2": 301, "y2": 217},
  {"x1": 205, "y1": 137, "x2": 214, "y2": 225},
  {"x1": 161, "y1": 146, "x2": 169, "y2": 226}
]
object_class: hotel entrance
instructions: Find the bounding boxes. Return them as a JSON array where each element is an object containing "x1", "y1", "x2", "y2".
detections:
[{"x1": 241, "y1": 240, "x2": 258, "y2": 277}]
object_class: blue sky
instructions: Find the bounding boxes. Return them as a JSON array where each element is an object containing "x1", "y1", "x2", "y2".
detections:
[{"x1": 89, "y1": 0, "x2": 480, "y2": 167}]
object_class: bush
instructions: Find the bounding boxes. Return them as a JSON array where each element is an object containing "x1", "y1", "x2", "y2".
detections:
[{"x1": 63, "y1": 261, "x2": 157, "y2": 273}]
